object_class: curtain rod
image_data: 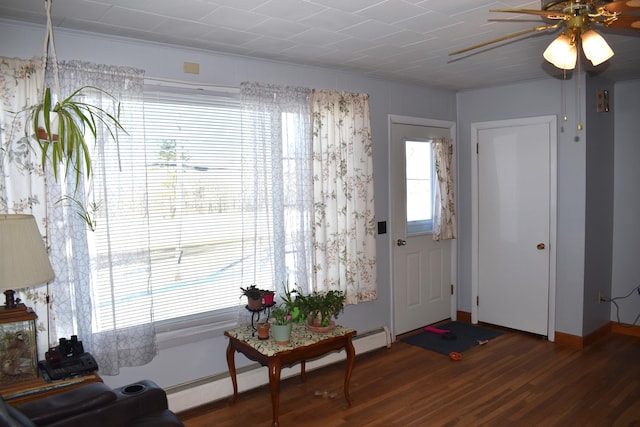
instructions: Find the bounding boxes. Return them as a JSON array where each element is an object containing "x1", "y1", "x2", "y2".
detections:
[{"x1": 144, "y1": 76, "x2": 239, "y2": 94}]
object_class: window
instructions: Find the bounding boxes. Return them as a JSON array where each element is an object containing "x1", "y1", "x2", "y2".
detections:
[
  {"x1": 405, "y1": 139, "x2": 435, "y2": 235},
  {"x1": 89, "y1": 87, "x2": 309, "y2": 331}
]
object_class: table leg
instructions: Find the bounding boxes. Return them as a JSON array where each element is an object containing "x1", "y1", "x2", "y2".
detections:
[
  {"x1": 343, "y1": 335, "x2": 355, "y2": 406},
  {"x1": 300, "y1": 360, "x2": 306, "y2": 382},
  {"x1": 268, "y1": 357, "x2": 282, "y2": 427},
  {"x1": 226, "y1": 341, "x2": 238, "y2": 403}
]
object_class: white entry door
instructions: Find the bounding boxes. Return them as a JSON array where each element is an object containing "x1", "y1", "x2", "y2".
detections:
[
  {"x1": 391, "y1": 118, "x2": 455, "y2": 336},
  {"x1": 471, "y1": 116, "x2": 557, "y2": 338}
]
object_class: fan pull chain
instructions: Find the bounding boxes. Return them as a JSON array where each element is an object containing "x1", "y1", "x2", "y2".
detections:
[
  {"x1": 562, "y1": 69, "x2": 568, "y2": 122},
  {"x1": 576, "y1": 42, "x2": 583, "y2": 131}
]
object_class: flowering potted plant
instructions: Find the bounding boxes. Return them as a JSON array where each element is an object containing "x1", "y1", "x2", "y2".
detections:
[{"x1": 298, "y1": 290, "x2": 346, "y2": 332}]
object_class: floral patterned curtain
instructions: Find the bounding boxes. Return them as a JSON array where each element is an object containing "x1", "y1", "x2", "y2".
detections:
[
  {"x1": 311, "y1": 90, "x2": 377, "y2": 304},
  {"x1": 0, "y1": 56, "x2": 49, "y2": 356},
  {"x1": 432, "y1": 137, "x2": 457, "y2": 241}
]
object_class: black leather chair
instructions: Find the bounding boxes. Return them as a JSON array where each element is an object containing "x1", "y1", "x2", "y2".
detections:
[{"x1": 0, "y1": 379, "x2": 184, "y2": 427}]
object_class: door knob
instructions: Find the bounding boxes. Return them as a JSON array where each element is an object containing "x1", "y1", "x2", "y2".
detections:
[
  {"x1": 397, "y1": 239, "x2": 407, "y2": 246},
  {"x1": 536, "y1": 243, "x2": 545, "y2": 250}
]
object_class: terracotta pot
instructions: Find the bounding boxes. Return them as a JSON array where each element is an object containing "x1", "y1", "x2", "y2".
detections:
[
  {"x1": 37, "y1": 110, "x2": 59, "y2": 141},
  {"x1": 37, "y1": 127, "x2": 59, "y2": 141},
  {"x1": 306, "y1": 316, "x2": 336, "y2": 333},
  {"x1": 247, "y1": 297, "x2": 262, "y2": 311},
  {"x1": 257, "y1": 323, "x2": 270, "y2": 340}
]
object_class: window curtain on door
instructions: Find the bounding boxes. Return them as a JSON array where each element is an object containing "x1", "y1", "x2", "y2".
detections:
[
  {"x1": 432, "y1": 137, "x2": 457, "y2": 241},
  {"x1": 0, "y1": 56, "x2": 49, "y2": 355},
  {"x1": 239, "y1": 82, "x2": 314, "y2": 296},
  {"x1": 311, "y1": 90, "x2": 376, "y2": 304},
  {"x1": 1, "y1": 57, "x2": 154, "y2": 375}
]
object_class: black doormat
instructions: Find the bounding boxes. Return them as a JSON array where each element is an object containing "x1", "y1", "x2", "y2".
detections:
[{"x1": 401, "y1": 321, "x2": 502, "y2": 356}]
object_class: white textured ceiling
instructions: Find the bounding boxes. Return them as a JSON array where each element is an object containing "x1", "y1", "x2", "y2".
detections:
[{"x1": 1, "y1": 0, "x2": 639, "y2": 90}]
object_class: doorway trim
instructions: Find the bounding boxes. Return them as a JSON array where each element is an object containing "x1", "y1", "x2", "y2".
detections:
[
  {"x1": 471, "y1": 115, "x2": 557, "y2": 341},
  {"x1": 388, "y1": 114, "x2": 457, "y2": 340}
]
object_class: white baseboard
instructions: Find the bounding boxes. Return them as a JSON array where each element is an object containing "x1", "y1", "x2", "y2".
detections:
[{"x1": 167, "y1": 326, "x2": 391, "y2": 413}]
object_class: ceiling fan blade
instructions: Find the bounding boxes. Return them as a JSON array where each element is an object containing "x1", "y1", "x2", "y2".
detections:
[
  {"x1": 449, "y1": 23, "x2": 561, "y2": 56},
  {"x1": 604, "y1": 15, "x2": 640, "y2": 29},
  {"x1": 490, "y1": 8, "x2": 570, "y2": 19},
  {"x1": 602, "y1": 0, "x2": 640, "y2": 14}
]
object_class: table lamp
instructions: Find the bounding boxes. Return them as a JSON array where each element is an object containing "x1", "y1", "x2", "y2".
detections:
[{"x1": 0, "y1": 214, "x2": 54, "y2": 310}]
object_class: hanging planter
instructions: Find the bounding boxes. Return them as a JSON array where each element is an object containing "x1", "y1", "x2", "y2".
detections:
[
  {"x1": 36, "y1": 108, "x2": 59, "y2": 142},
  {"x1": 27, "y1": 86, "x2": 125, "y2": 185},
  {"x1": 13, "y1": 0, "x2": 127, "y2": 231}
]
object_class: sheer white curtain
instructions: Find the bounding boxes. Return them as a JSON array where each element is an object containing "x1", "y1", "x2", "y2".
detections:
[
  {"x1": 48, "y1": 60, "x2": 155, "y2": 376},
  {"x1": 311, "y1": 90, "x2": 377, "y2": 304},
  {"x1": 432, "y1": 137, "x2": 457, "y2": 241},
  {"x1": 1, "y1": 57, "x2": 154, "y2": 375},
  {"x1": 239, "y1": 82, "x2": 314, "y2": 296}
]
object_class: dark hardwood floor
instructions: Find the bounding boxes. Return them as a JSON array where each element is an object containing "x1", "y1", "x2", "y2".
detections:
[{"x1": 179, "y1": 326, "x2": 640, "y2": 426}]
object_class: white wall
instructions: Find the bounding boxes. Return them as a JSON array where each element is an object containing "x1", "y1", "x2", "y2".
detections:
[
  {"x1": 583, "y1": 75, "x2": 615, "y2": 335},
  {"x1": 0, "y1": 20, "x2": 456, "y2": 390},
  {"x1": 612, "y1": 79, "x2": 640, "y2": 324}
]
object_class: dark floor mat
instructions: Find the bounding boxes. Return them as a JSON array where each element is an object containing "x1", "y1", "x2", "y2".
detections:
[{"x1": 401, "y1": 321, "x2": 502, "y2": 355}]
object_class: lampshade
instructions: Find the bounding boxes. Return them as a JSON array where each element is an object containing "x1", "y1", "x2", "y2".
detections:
[
  {"x1": 0, "y1": 214, "x2": 54, "y2": 307},
  {"x1": 581, "y1": 29, "x2": 614, "y2": 66},
  {"x1": 543, "y1": 34, "x2": 577, "y2": 70}
]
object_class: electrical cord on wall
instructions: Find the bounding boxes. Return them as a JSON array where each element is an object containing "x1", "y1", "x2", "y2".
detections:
[{"x1": 600, "y1": 284, "x2": 640, "y2": 327}]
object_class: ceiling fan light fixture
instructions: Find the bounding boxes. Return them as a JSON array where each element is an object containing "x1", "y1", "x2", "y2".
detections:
[
  {"x1": 581, "y1": 29, "x2": 614, "y2": 66},
  {"x1": 543, "y1": 34, "x2": 577, "y2": 70}
]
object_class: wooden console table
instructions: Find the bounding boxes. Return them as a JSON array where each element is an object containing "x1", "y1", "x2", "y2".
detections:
[{"x1": 225, "y1": 323, "x2": 356, "y2": 427}]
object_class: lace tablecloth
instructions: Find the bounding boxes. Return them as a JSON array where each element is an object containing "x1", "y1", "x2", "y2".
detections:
[{"x1": 225, "y1": 323, "x2": 356, "y2": 357}]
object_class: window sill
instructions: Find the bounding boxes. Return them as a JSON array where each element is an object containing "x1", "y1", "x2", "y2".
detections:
[{"x1": 155, "y1": 309, "x2": 238, "y2": 350}]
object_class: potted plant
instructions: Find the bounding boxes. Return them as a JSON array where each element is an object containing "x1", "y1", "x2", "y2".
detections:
[
  {"x1": 27, "y1": 86, "x2": 126, "y2": 185},
  {"x1": 240, "y1": 285, "x2": 263, "y2": 311},
  {"x1": 269, "y1": 305, "x2": 293, "y2": 345},
  {"x1": 298, "y1": 290, "x2": 346, "y2": 333},
  {"x1": 10, "y1": 1, "x2": 127, "y2": 231},
  {"x1": 280, "y1": 282, "x2": 303, "y2": 323}
]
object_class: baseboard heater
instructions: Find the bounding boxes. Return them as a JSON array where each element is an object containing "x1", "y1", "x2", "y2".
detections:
[{"x1": 167, "y1": 326, "x2": 391, "y2": 413}]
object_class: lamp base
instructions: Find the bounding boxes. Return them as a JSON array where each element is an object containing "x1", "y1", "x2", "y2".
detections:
[{"x1": 3, "y1": 289, "x2": 16, "y2": 308}]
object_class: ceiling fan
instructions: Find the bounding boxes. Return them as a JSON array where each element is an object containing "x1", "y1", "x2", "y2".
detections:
[{"x1": 450, "y1": 0, "x2": 640, "y2": 70}]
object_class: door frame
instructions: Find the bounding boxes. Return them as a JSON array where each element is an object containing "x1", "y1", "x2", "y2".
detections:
[
  {"x1": 471, "y1": 115, "x2": 557, "y2": 341},
  {"x1": 388, "y1": 114, "x2": 457, "y2": 340}
]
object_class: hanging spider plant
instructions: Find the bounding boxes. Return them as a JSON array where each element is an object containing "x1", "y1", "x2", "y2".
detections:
[
  {"x1": 17, "y1": 0, "x2": 128, "y2": 230},
  {"x1": 28, "y1": 85, "x2": 125, "y2": 185}
]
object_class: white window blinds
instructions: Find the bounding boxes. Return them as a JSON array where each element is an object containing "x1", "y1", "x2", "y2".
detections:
[{"x1": 91, "y1": 88, "x2": 274, "y2": 330}]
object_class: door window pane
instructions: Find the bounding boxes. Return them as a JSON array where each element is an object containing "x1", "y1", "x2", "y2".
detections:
[{"x1": 405, "y1": 139, "x2": 434, "y2": 234}]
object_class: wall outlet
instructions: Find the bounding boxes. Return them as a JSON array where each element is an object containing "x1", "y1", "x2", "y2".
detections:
[{"x1": 598, "y1": 291, "x2": 605, "y2": 304}]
